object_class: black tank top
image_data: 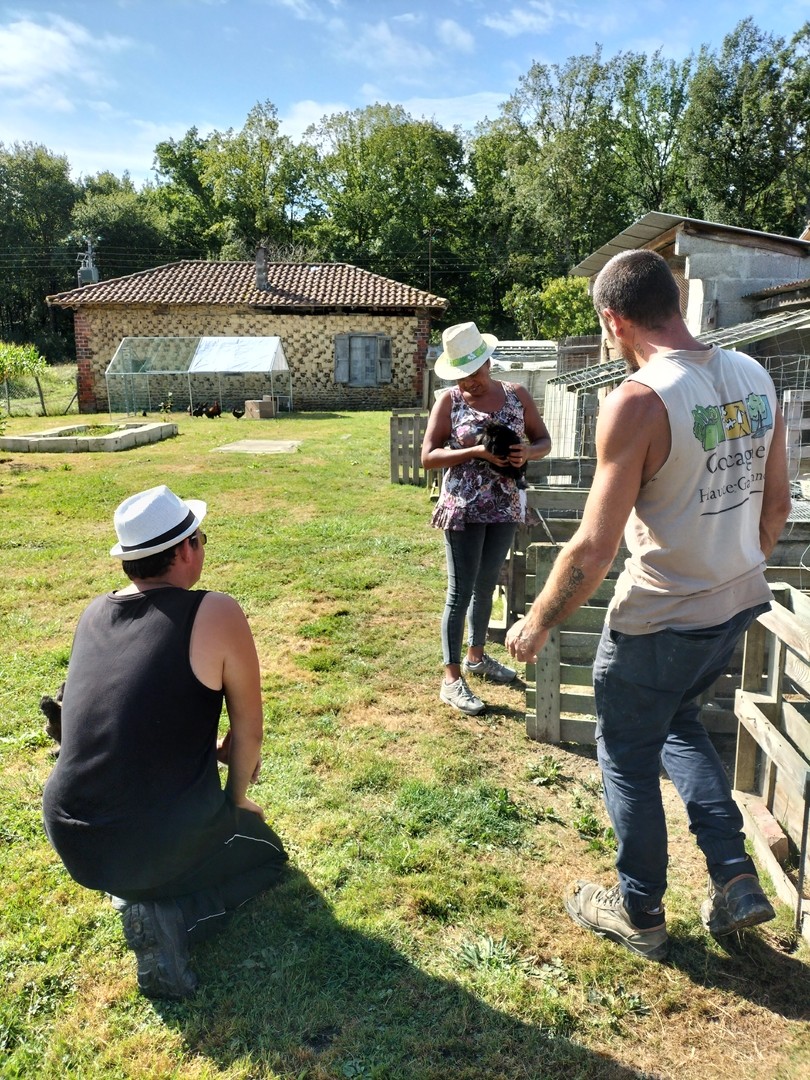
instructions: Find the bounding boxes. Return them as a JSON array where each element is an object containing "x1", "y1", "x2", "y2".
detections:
[{"x1": 43, "y1": 587, "x2": 233, "y2": 893}]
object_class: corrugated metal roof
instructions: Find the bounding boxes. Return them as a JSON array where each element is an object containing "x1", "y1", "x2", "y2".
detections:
[
  {"x1": 543, "y1": 311, "x2": 810, "y2": 390},
  {"x1": 492, "y1": 341, "x2": 558, "y2": 363},
  {"x1": 698, "y1": 308, "x2": 810, "y2": 348},
  {"x1": 546, "y1": 359, "x2": 626, "y2": 389},
  {"x1": 745, "y1": 278, "x2": 810, "y2": 299},
  {"x1": 572, "y1": 213, "x2": 810, "y2": 279}
]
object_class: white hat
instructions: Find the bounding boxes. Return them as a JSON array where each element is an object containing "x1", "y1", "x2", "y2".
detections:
[
  {"x1": 433, "y1": 321, "x2": 498, "y2": 381},
  {"x1": 110, "y1": 485, "x2": 207, "y2": 560}
]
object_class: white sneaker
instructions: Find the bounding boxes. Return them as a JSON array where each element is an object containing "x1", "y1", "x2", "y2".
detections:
[
  {"x1": 440, "y1": 676, "x2": 485, "y2": 715},
  {"x1": 462, "y1": 652, "x2": 517, "y2": 684}
]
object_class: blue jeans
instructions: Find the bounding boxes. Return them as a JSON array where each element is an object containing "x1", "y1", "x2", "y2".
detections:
[
  {"x1": 442, "y1": 523, "x2": 516, "y2": 665},
  {"x1": 593, "y1": 603, "x2": 769, "y2": 914}
]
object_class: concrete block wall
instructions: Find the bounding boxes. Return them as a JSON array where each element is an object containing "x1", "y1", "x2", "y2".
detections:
[
  {"x1": 675, "y1": 233, "x2": 810, "y2": 334},
  {"x1": 75, "y1": 306, "x2": 431, "y2": 413}
]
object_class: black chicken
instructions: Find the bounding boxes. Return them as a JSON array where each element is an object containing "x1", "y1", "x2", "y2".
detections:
[
  {"x1": 40, "y1": 681, "x2": 65, "y2": 752},
  {"x1": 191, "y1": 402, "x2": 206, "y2": 417},
  {"x1": 232, "y1": 406, "x2": 245, "y2": 419}
]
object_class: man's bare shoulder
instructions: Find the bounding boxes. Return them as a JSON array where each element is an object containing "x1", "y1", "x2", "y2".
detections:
[
  {"x1": 197, "y1": 591, "x2": 248, "y2": 624},
  {"x1": 601, "y1": 378, "x2": 666, "y2": 426}
]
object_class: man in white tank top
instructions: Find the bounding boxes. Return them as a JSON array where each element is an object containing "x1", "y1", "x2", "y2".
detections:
[{"x1": 506, "y1": 250, "x2": 791, "y2": 961}]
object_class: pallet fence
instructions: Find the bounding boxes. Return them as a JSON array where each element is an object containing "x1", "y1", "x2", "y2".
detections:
[
  {"x1": 389, "y1": 409, "x2": 430, "y2": 486},
  {"x1": 733, "y1": 584, "x2": 810, "y2": 941}
]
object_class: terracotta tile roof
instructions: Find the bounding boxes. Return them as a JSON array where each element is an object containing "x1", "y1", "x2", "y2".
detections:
[{"x1": 47, "y1": 260, "x2": 448, "y2": 311}]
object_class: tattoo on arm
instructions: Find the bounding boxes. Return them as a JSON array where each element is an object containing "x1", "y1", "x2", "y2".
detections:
[{"x1": 541, "y1": 564, "x2": 586, "y2": 626}]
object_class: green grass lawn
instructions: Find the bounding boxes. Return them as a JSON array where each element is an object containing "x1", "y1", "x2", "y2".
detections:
[{"x1": 1, "y1": 406, "x2": 808, "y2": 1080}]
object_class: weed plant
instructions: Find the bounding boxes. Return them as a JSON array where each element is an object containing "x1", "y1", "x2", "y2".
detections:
[{"x1": 0, "y1": 407, "x2": 808, "y2": 1079}]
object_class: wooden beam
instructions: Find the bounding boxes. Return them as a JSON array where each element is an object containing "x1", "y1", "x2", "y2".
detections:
[
  {"x1": 735, "y1": 690, "x2": 810, "y2": 794},
  {"x1": 735, "y1": 791, "x2": 809, "y2": 941},
  {"x1": 758, "y1": 604, "x2": 810, "y2": 659},
  {"x1": 527, "y1": 627, "x2": 561, "y2": 743}
]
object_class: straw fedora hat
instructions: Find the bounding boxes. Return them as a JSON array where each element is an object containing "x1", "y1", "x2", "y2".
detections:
[
  {"x1": 110, "y1": 484, "x2": 207, "y2": 560},
  {"x1": 433, "y1": 321, "x2": 498, "y2": 381}
]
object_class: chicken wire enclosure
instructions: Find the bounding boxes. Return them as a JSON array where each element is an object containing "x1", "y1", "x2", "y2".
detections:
[
  {"x1": 543, "y1": 360, "x2": 626, "y2": 460},
  {"x1": 105, "y1": 336, "x2": 293, "y2": 415}
]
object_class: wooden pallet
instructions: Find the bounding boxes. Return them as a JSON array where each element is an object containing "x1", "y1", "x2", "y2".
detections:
[
  {"x1": 389, "y1": 409, "x2": 429, "y2": 486},
  {"x1": 733, "y1": 584, "x2": 810, "y2": 941}
]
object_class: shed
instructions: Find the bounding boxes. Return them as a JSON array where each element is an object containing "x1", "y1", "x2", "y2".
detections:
[{"x1": 105, "y1": 336, "x2": 292, "y2": 414}]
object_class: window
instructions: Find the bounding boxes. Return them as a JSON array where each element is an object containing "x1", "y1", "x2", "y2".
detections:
[{"x1": 334, "y1": 334, "x2": 392, "y2": 387}]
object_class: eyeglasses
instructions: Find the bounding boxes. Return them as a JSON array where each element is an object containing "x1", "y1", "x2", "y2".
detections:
[{"x1": 189, "y1": 530, "x2": 207, "y2": 548}]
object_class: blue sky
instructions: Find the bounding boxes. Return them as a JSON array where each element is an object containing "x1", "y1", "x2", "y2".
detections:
[{"x1": 2, "y1": 0, "x2": 810, "y2": 187}]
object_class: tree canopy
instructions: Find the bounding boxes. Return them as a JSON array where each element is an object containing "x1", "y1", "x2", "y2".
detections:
[{"x1": 5, "y1": 18, "x2": 810, "y2": 359}]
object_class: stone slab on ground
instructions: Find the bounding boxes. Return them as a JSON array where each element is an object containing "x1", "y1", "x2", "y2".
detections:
[{"x1": 211, "y1": 439, "x2": 302, "y2": 455}]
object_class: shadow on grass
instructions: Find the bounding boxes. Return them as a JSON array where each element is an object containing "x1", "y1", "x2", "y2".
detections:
[
  {"x1": 156, "y1": 867, "x2": 650, "y2": 1080},
  {"x1": 667, "y1": 927, "x2": 810, "y2": 1021}
]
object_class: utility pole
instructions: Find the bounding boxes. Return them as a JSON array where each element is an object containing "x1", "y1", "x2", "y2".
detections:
[{"x1": 77, "y1": 236, "x2": 100, "y2": 286}]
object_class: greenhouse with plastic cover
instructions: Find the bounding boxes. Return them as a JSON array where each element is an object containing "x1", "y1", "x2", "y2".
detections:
[{"x1": 104, "y1": 336, "x2": 293, "y2": 415}]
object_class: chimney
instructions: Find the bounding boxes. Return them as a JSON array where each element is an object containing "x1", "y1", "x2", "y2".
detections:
[{"x1": 255, "y1": 246, "x2": 268, "y2": 290}]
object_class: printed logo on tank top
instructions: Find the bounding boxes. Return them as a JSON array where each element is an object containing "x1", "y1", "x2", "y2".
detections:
[{"x1": 691, "y1": 391, "x2": 773, "y2": 513}]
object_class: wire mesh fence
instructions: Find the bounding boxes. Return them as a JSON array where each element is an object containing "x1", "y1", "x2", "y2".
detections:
[{"x1": 1, "y1": 365, "x2": 79, "y2": 418}]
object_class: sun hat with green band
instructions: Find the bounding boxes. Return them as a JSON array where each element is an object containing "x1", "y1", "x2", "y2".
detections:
[{"x1": 433, "y1": 321, "x2": 498, "y2": 381}]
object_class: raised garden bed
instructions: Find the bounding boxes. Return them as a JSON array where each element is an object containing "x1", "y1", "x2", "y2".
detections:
[{"x1": 0, "y1": 422, "x2": 177, "y2": 453}]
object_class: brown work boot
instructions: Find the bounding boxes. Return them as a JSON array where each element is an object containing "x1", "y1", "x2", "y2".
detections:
[
  {"x1": 565, "y1": 881, "x2": 669, "y2": 961},
  {"x1": 700, "y1": 873, "x2": 775, "y2": 937}
]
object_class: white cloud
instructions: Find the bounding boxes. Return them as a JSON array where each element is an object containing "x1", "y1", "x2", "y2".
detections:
[
  {"x1": 481, "y1": 1, "x2": 620, "y2": 38},
  {"x1": 0, "y1": 14, "x2": 132, "y2": 94},
  {"x1": 437, "y1": 18, "x2": 475, "y2": 53},
  {"x1": 268, "y1": 0, "x2": 328, "y2": 21},
  {"x1": 482, "y1": 1, "x2": 557, "y2": 37},
  {"x1": 280, "y1": 98, "x2": 349, "y2": 139},
  {"x1": 338, "y1": 19, "x2": 438, "y2": 83},
  {"x1": 397, "y1": 91, "x2": 509, "y2": 132}
]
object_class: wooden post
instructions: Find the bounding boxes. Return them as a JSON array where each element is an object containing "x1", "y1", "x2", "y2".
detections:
[
  {"x1": 527, "y1": 628, "x2": 561, "y2": 742},
  {"x1": 735, "y1": 616, "x2": 767, "y2": 792},
  {"x1": 526, "y1": 543, "x2": 562, "y2": 743}
]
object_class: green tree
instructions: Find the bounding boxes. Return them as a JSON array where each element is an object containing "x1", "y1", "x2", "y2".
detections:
[
  {"x1": 502, "y1": 277, "x2": 598, "y2": 339},
  {"x1": 501, "y1": 49, "x2": 630, "y2": 276},
  {"x1": 0, "y1": 143, "x2": 78, "y2": 357},
  {"x1": 465, "y1": 119, "x2": 542, "y2": 333},
  {"x1": 72, "y1": 172, "x2": 177, "y2": 279},
  {"x1": 153, "y1": 103, "x2": 319, "y2": 260},
  {"x1": 679, "y1": 19, "x2": 810, "y2": 232},
  {"x1": 307, "y1": 104, "x2": 470, "y2": 306},
  {"x1": 199, "y1": 101, "x2": 301, "y2": 258},
  {"x1": 613, "y1": 50, "x2": 693, "y2": 217},
  {"x1": 152, "y1": 127, "x2": 217, "y2": 255}
]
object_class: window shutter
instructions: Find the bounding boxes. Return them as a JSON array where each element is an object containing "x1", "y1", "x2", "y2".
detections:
[
  {"x1": 377, "y1": 336, "x2": 392, "y2": 383},
  {"x1": 334, "y1": 335, "x2": 349, "y2": 384}
]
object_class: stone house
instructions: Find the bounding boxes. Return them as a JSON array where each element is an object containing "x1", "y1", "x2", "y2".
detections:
[{"x1": 46, "y1": 251, "x2": 448, "y2": 413}]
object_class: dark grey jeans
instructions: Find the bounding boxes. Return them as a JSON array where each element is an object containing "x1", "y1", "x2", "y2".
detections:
[
  {"x1": 593, "y1": 603, "x2": 769, "y2": 914},
  {"x1": 441, "y1": 522, "x2": 516, "y2": 665}
]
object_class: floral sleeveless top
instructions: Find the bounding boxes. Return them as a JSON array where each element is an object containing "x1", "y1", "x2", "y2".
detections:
[{"x1": 431, "y1": 383, "x2": 527, "y2": 531}]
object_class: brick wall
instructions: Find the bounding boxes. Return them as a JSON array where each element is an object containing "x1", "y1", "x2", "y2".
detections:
[{"x1": 75, "y1": 305, "x2": 433, "y2": 413}]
